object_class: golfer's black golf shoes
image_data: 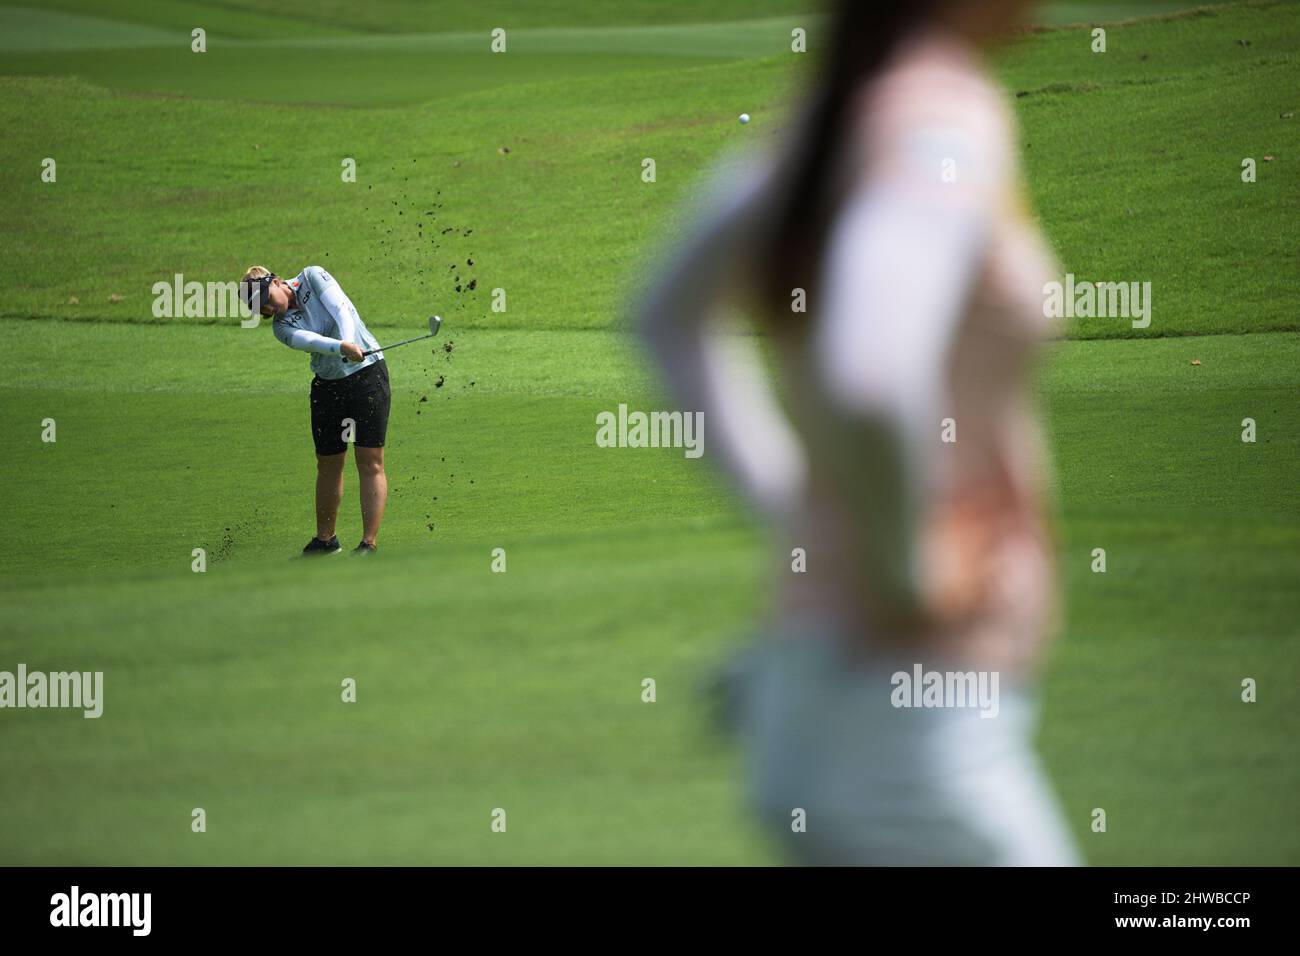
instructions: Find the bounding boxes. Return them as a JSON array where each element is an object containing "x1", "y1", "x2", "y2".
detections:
[{"x1": 302, "y1": 534, "x2": 342, "y2": 557}]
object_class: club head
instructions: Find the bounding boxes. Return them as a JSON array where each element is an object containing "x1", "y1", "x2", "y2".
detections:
[{"x1": 429, "y1": 315, "x2": 442, "y2": 337}]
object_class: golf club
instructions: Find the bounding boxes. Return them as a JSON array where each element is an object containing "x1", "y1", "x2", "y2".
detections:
[{"x1": 346, "y1": 315, "x2": 441, "y2": 360}]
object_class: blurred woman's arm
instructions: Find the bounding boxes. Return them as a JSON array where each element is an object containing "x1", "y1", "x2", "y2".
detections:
[
  {"x1": 812, "y1": 184, "x2": 988, "y2": 624},
  {"x1": 636, "y1": 166, "x2": 808, "y2": 521},
  {"x1": 810, "y1": 86, "x2": 1009, "y2": 625}
]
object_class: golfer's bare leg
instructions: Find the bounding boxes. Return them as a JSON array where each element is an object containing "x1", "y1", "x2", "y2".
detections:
[
  {"x1": 355, "y1": 445, "x2": 387, "y2": 546},
  {"x1": 316, "y1": 451, "x2": 346, "y2": 540}
]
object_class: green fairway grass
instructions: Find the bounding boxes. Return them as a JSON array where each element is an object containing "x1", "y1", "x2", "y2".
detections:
[
  {"x1": 0, "y1": 0, "x2": 1296, "y2": 865},
  {"x1": 1, "y1": 320, "x2": 1295, "y2": 864}
]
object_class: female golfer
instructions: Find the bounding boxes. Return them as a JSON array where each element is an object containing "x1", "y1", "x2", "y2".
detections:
[
  {"x1": 242, "y1": 265, "x2": 389, "y2": 557},
  {"x1": 638, "y1": 0, "x2": 1080, "y2": 864}
]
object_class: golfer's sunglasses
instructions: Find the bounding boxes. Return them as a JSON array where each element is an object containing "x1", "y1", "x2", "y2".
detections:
[{"x1": 241, "y1": 273, "x2": 278, "y2": 312}]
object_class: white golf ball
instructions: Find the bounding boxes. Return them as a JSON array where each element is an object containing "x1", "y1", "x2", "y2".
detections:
[{"x1": 739, "y1": 113, "x2": 750, "y2": 124}]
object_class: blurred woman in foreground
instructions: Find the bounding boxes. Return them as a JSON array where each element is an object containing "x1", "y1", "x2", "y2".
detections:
[{"x1": 637, "y1": 0, "x2": 1080, "y2": 865}]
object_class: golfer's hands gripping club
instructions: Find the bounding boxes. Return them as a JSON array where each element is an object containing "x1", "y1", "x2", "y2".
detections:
[{"x1": 340, "y1": 342, "x2": 365, "y2": 363}]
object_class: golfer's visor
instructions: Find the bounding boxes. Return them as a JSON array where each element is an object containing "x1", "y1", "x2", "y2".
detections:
[{"x1": 240, "y1": 274, "x2": 276, "y2": 313}]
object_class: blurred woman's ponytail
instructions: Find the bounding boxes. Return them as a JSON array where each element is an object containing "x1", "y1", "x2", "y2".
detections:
[{"x1": 756, "y1": 2, "x2": 945, "y2": 324}]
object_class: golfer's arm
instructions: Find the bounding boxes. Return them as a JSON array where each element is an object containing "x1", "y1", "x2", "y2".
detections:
[
  {"x1": 273, "y1": 323, "x2": 342, "y2": 355},
  {"x1": 812, "y1": 186, "x2": 986, "y2": 618},
  {"x1": 317, "y1": 279, "x2": 361, "y2": 346},
  {"x1": 636, "y1": 169, "x2": 807, "y2": 519}
]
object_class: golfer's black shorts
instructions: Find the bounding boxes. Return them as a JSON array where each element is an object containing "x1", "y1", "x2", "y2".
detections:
[{"x1": 310, "y1": 360, "x2": 391, "y2": 456}]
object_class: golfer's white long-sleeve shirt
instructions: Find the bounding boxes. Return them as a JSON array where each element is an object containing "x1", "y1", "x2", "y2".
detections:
[{"x1": 272, "y1": 266, "x2": 383, "y2": 380}]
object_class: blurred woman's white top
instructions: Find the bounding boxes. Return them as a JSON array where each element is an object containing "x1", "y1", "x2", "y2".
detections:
[{"x1": 639, "y1": 29, "x2": 1061, "y2": 676}]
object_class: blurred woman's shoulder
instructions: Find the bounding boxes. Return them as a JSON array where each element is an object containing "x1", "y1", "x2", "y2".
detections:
[{"x1": 851, "y1": 29, "x2": 1015, "y2": 198}]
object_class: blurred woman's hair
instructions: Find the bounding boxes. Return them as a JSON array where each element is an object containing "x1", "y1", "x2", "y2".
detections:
[{"x1": 755, "y1": 1, "x2": 947, "y2": 322}]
